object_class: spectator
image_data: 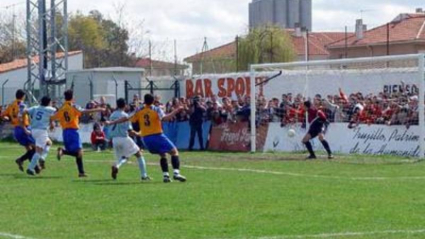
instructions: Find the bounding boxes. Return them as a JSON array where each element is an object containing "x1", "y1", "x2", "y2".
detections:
[
  {"x1": 91, "y1": 124, "x2": 107, "y2": 151},
  {"x1": 188, "y1": 96, "x2": 206, "y2": 151}
]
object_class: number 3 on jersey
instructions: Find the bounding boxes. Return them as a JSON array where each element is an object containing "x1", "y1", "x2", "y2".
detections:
[{"x1": 143, "y1": 114, "x2": 151, "y2": 126}]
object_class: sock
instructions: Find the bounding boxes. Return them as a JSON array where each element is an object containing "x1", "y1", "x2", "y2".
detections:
[
  {"x1": 160, "y1": 157, "x2": 169, "y2": 176},
  {"x1": 63, "y1": 149, "x2": 78, "y2": 157},
  {"x1": 41, "y1": 145, "x2": 51, "y2": 161},
  {"x1": 137, "y1": 156, "x2": 148, "y2": 178},
  {"x1": 321, "y1": 140, "x2": 332, "y2": 155},
  {"x1": 17, "y1": 150, "x2": 33, "y2": 162},
  {"x1": 304, "y1": 141, "x2": 316, "y2": 157},
  {"x1": 171, "y1": 156, "x2": 180, "y2": 175},
  {"x1": 28, "y1": 152, "x2": 41, "y2": 171},
  {"x1": 76, "y1": 156, "x2": 85, "y2": 174},
  {"x1": 27, "y1": 149, "x2": 36, "y2": 162},
  {"x1": 116, "y1": 157, "x2": 127, "y2": 169}
]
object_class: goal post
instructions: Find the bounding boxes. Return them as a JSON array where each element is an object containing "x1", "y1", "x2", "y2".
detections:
[{"x1": 250, "y1": 54, "x2": 425, "y2": 158}]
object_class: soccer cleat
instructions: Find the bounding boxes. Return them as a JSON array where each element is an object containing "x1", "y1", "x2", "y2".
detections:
[
  {"x1": 39, "y1": 160, "x2": 46, "y2": 170},
  {"x1": 111, "y1": 166, "x2": 118, "y2": 180},
  {"x1": 78, "y1": 173, "x2": 88, "y2": 178},
  {"x1": 34, "y1": 166, "x2": 41, "y2": 174},
  {"x1": 26, "y1": 169, "x2": 35, "y2": 176},
  {"x1": 15, "y1": 159, "x2": 24, "y2": 172},
  {"x1": 173, "y1": 174, "x2": 187, "y2": 182},
  {"x1": 56, "y1": 148, "x2": 63, "y2": 161},
  {"x1": 163, "y1": 175, "x2": 172, "y2": 183},
  {"x1": 328, "y1": 155, "x2": 334, "y2": 160},
  {"x1": 306, "y1": 155, "x2": 317, "y2": 160},
  {"x1": 141, "y1": 176, "x2": 152, "y2": 181}
]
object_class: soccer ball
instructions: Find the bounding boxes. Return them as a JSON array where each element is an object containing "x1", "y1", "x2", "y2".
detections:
[{"x1": 287, "y1": 129, "x2": 296, "y2": 138}]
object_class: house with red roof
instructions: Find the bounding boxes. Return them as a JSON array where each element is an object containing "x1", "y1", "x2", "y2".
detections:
[
  {"x1": 327, "y1": 10, "x2": 425, "y2": 59},
  {"x1": 184, "y1": 30, "x2": 352, "y2": 75}
]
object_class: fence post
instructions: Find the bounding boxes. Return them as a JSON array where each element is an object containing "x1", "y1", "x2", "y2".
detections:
[
  {"x1": 149, "y1": 81, "x2": 154, "y2": 94},
  {"x1": 174, "y1": 80, "x2": 180, "y2": 98},
  {"x1": 1, "y1": 79, "x2": 10, "y2": 106},
  {"x1": 124, "y1": 80, "x2": 129, "y2": 103}
]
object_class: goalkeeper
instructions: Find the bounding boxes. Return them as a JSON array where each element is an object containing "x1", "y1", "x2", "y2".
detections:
[{"x1": 302, "y1": 101, "x2": 333, "y2": 159}]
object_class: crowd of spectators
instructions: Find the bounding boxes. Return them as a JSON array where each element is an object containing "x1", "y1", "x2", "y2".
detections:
[{"x1": 0, "y1": 88, "x2": 420, "y2": 151}]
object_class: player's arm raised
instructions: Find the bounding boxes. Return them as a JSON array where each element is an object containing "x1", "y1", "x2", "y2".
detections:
[
  {"x1": 82, "y1": 107, "x2": 105, "y2": 114},
  {"x1": 162, "y1": 106, "x2": 183, "y2": 122}
]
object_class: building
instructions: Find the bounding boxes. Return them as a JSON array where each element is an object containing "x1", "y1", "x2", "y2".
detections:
[
  {"x1": 249, "y1": 0, "x2": 312, "y2": 31},
  {"x1": 327, "y1": 10, "x2": 425, "y2": 59},
  {"x1": 134, "y1": 58, "x2": 189, "y2": 77},
  {"x1": 184, "y1": 30, "x2": 351, "y2": 75},
  {"x1": 0, "y1": 51, "x2": 83, "y2": 106}
]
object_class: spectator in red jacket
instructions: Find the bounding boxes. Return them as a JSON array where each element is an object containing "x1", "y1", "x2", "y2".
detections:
[{"x1": 91, "y1": 124, "x2": 107, "y2": 151}]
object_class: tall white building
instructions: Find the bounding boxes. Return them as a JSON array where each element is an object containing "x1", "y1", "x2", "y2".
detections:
[{"x1": 249, "y1": 0, "x2": 312, "y2": 31}]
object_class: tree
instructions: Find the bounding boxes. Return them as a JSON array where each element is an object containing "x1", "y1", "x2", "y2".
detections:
[
  {"x1": 237, "y1": 26, "x2": 296, "y2": 71},
  {"x1": 68, "y1": 10, "x2": 132, "y2": 68},
  {"x1": 0, "y1": 13, "x2": 26, "y2": 63}
]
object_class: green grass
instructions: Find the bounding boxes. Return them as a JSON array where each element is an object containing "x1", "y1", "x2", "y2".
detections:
[{"x1": 1, "y1": 142, "x2": 425, "y2": 239}]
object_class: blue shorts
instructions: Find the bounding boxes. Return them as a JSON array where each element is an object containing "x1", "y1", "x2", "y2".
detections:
[
  {"x1": 63, "y1": 129, "x2": 82, "y2": 153},
  {"x1": 14, "y1": 126, "x2": 35, "y2": 147},
  {"x1": 142, "y1": 133, "x2": 176, "y2": 154}
]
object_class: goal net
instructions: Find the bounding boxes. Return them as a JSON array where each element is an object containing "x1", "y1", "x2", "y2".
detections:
[{"x1": 249, "y1": 54, "x2": 425, "y2": 158}]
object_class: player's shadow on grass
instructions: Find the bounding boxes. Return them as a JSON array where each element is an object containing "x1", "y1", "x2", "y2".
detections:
[
  {"x1": 14, "y1": 175, "x2": 65, "y2": 180},
  {"x1": 0, "y1": 173, "x2": 22, "y2": 178},
  {"x1": 72, "y1": 179, "x2": 161, "y2": 186}
]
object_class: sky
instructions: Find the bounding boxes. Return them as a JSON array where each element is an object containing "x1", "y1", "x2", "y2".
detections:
[{"x1": 1, "y1": 0, "x2": 424, "y2": 61}]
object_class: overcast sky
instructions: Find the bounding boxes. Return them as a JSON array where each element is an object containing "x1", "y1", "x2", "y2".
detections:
[{"x1": 1, "y1": 0, "x2": 424, "y2": 61}]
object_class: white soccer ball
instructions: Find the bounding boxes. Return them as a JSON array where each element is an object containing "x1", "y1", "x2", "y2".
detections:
[{"x1": 287, "y1": 129, "x2": 296, "y2": 138}]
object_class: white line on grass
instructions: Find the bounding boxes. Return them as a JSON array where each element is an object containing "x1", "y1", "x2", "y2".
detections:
[
  {"x1": 181, "y1": 165, "x2": 425, "y2": 181},
  {"x1": 84, "y1": 160, "x2": 425, "y2": 181},
  {"x1": 258, "y1": 228, "x2": 425, "y2": 239},
  {"x1": 0, "y1": 232, "x2": 35, "y2": 239}
]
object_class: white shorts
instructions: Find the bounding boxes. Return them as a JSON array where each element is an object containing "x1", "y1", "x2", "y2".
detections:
[
  {"x1": 32, "y1": 129, "x2": 50, "y2": 148},
  {"x1": 112, "y1": 137, "x2": 140, "y2": 160}
]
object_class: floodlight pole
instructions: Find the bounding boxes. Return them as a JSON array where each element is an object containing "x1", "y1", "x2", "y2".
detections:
[{"x1": 26, "y1": 0, "x2": 68, "y2": 102}]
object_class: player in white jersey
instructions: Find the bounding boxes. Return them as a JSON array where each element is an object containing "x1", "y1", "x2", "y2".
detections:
[
  {"x1": 23, "y1": 96, "x2": 57, "y2": 175},
  {"x1": 108, "y1": 98, "x2": 150, "y2": 181}
]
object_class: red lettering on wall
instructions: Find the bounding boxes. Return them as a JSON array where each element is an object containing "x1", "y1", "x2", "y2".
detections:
[
  {"x1": 235, "y1": 77, "x2": 245, "y2": 96},
  {"x1": 226, "y1": 78, "x2": 235, "y2": 97},
  {"x1": 245, "y1": 77, "x2": 251, "y2": 96},
  {"x1": 186, "y1": 80, "x2": 194, "y2": 98},
  {"x1": 204, "y1": 79, "x2": 213, "y2": 98},
  {"x1": 194, "y1": 79, "x2": 204, "y2": 97},
  {"x1": 217, "y1": 78, "x2": 226, "y2": 97}
]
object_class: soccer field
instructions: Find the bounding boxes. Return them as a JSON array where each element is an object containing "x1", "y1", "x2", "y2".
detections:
[{"x1": 1, "y1": 142, "x2": 425, "y2": 239}]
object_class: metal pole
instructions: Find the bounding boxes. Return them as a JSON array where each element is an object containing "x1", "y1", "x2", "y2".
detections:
[
  {"x1": 345, "y1": 26, "x2": 348, "y2": 58},
  {"x1": 124, "y1": 81, "x2": 128, "y2": 103},
  {"x1": 386, "y1": 23, "x2": 390, "y2": 56},
  {"x1": 112, "y1": 75, "x2": 118, "y2": 101},
  {"x1": 419, "y1": 54, "x2": 425, "y2": 159},
  {"x1": 236, "y1": 35, "x2": 239, "y2": 72},
  {"x1": 250, "y1": 66, "x2": 256, "y2": 153},
  {"x1": 2, "y1": 79, "x2": 10, "y2": 106},
  {"x1": 26, "y1": 0, "x2": 32, "y2": 104}
]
